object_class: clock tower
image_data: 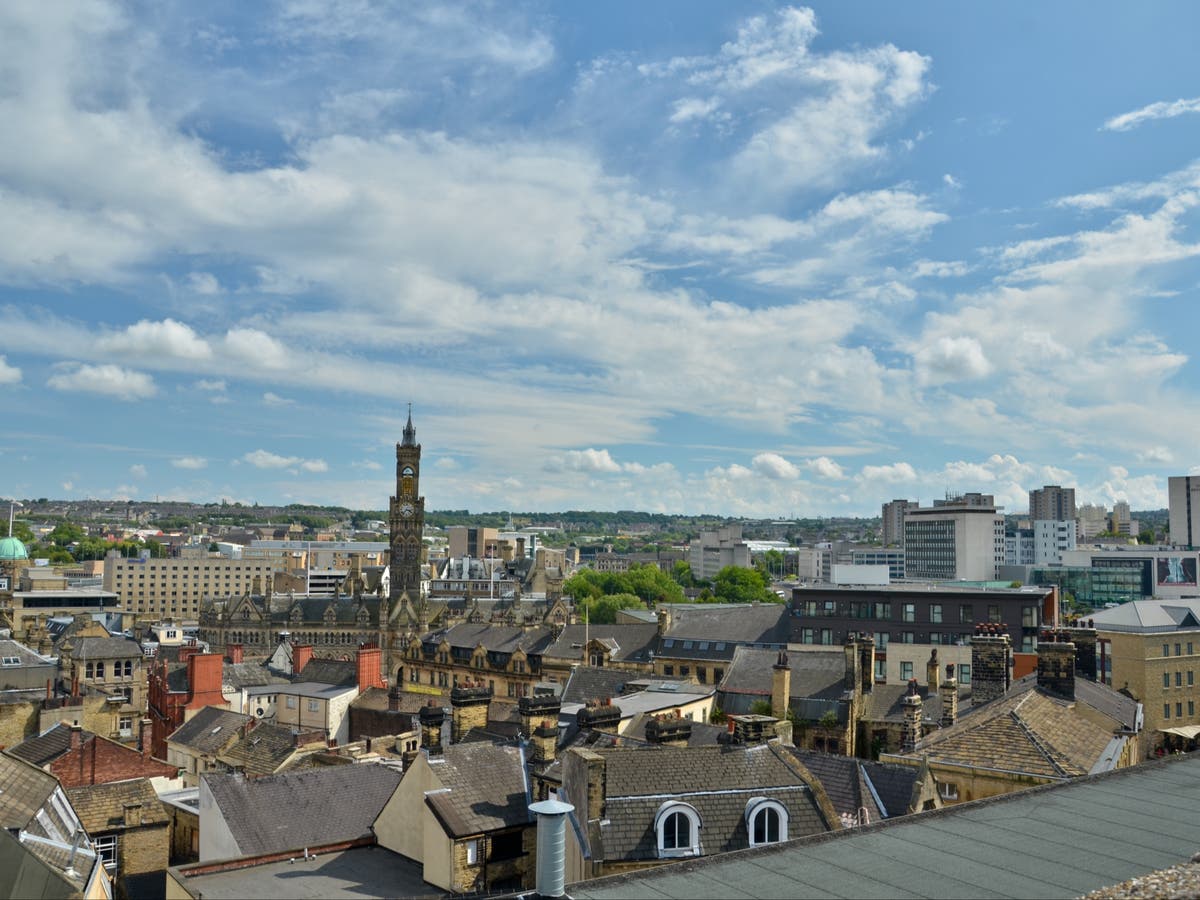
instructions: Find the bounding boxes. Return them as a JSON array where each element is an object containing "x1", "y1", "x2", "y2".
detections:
[{"x1": 389, "y1": 405, "x2": 424, "y2": 608}]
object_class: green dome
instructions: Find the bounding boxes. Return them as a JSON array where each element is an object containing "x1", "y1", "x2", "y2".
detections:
[{"x1": 0, "y1": 536, "x2": 29, "y2": 560}]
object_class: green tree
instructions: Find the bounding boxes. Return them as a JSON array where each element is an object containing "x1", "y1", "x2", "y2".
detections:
[
  {"x1": 47, "y1": 521, "x2": 84, "y2": 547},
  {"x1": 712, "y1": 565, "x2": 778, "y2": 604},
  {"x1": 577, "y1": 593, "x2": 645, "y2": 624},
  {"x1": 670, "y1": 560, "x2": 695, "y2": 588},
  {"x1": 143, "y1": 539, "x2": 167, "y2": 558},
  {"x1": 749, "y1": 699, "x2": 774, "y2": 716},
  {"x1": 1138, "y1": 529, "x2": 1156, "y2": 545}
]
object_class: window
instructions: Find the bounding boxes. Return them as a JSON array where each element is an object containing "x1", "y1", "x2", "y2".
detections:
[
  {"x1": 800, "y1": 629, "x2": 813, "y2": 644},
  {"x1": 1164, "y1": 673, "x2": 1171, "y2": 689},
  {"x1": 1164, "y1": 703, "x2": 1171, "y2": 720},
  {"x1": 1191, "y1": 701, "x2": 1196, "y2": 717},
  {"x1": 0, "y1": 656, "x2": 20, "y2": 667},
  {"x1": 1190, "y1": 671, "x2": 1195, "y2": 686},
  {"x1": 901, "y1": 632, "x2": 915, "y2": 644},
  {"x1": 308, "y1": 699, "x2": 320, "y2": 713},
  {"x1": 1165, "y1": 643, "x2": 1171, "y2": 657},
  {"x1": 929, "y1": 604, "x2": 942, "y2": 624},
  {"x1": 987, "y1": 605, "x2": 1001, "y2": 624},
  {"x1": 655, "y1": 803, "x2": 700, "y2": 858},
  {"x1": 959, "y1": 604, "x2": 973, "y2": 625},
  {"x1": 959, "y1": 665, "x2": 971, "y2": 684},
  {"x1": 1022, "y1": 605, "x2": 1037, "y2": 629},
  {"x1": 874, "y1": 631, "x2": 889, "y2": 649},
  {"x1": 1190, "y1": 642, "x2": 1196, "y2": 655},
  {"x1": 1178, "y1": 702, "x2": 1184, "y2": 718},
  {"x1": 663, "y1": 665, "x2": 674, "y2": 676},
  {"x1": 465, "y1": 838, "x2": 480, "y2": 865},
  {"x1": 820, "y1": 629, "x2": 833, "y2": 645},
  {"x1": 874, "y1": 659, "x2": 886, "y2": 681},
  {"x1": 900, "y1": 661, "x2": 914, "y2": 680},
  {"x1": 86, "y1": 662, "x2": 94, "y2": 679},
  {"x1": 1177, "y1": 672, "x2": 1183, "y2": 687},
  {"x1": 94, "y1": 834, "x2": 118, "y2": 873},
  {"x1": 938, "y1": 782, "x2": 959, "y2": 801},
  {"x1": 118, "y1": 715, "x2": 133, "y2": 737},
  {"x1": 746, "y1": 798, "x2": 788, "y2": 846},
  {"x1": 902, "y1": 603, "x2": 916, "y2": 623},
  {"x1": 123, "y1": 660, "x2": 133, "y2": 677},
  {"x1": 286, "y1": 696, "x2": 297, "y2": 709},
  {"x1": 1177, "y1": 643, "x2": 1183, "y2": 657}
]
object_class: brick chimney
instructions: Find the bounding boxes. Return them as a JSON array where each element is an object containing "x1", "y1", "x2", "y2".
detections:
[
  {"x1": 1037, "y1": 630, "x2": 1077, "y2": 700},
  {"x1": 727, "y1": 713, "x2": 781, "y2": 745},
  {"x1": 516, "y1": 537, "x2": 526, "y2": 559},
  {"x1": 939, "y1": 665, "x2": 958, "y2": 727},
  {"x1": 926, "y1": 648, "x2": 940, "y2": 691},
  {"x1": 69, "y1": 723, "x2": 83, "y2": 751},
  {"x1": 226, "y1": 643, "x2": 244, "y2": 665},
  {"x1": 901, "y1": 679, "x2": 923, "y2": 752},
  {"x1": 449, "y1": 681, "x2": 492, "y2": 743},
  {"x1": 577, "y1": 697, "x2": 621, "y2": 733},
  {"x1": 184, "y1": 653, "x2": 225, "y2": 710},
  {"x1": 356, "y1": 646, "x2": 385, "y2": 693},
  {"x1": 970, "y1": 624, "x2": 1012, "y2": 706},
  {"x1": 858, "y1": 635, "x2": 875, "y2": 694},
  {"x1": 387, "y1": 685, "x2": 403, "y2": 713},
  {"x1": 771, "y1": 650, "x2": 791, "y2": 720},
  {"x1": 293, "y1": 644, "x2": 313, "y2": 677},
  {"x1": 519, "y1": 695, "x2": 562, "y2": 739},
  {"x1": 843, "y1": 635, "x2": 861, "y2": 693},
  {"x1": 1064, "y1": 622, "x2": 1098, "y2": 682},
  {"x1": 656, "y1": 606, "x2": 672, "y2": 637},
  {"x1": 419, "y1": 702, "x2": 445, "y2": 756},
  {"x1": 645, "y1": 712, "x2": 693, "y2": 746}
]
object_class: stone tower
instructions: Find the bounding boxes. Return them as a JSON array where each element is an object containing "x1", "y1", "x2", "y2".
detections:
[{"x1": 389, "y1": 405, "x2": 425, "y2": 612}]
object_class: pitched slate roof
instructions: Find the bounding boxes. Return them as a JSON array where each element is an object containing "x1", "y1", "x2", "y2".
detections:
[
  {"x1": 217, "y1": 722, "x2": 301, "y2": 776},
  {"x1": 1010, "y1": 672, "x2": 1141, "y2": 732},
  {"x1": 222, "y1": 661, "x2": 289, "y2": 691},
  {"x1": 420, "y1": 621, "x2": 554, "y2": 654},
  {"x1": 661, "y1": 604, "x2": 790, "y2": 645},
  {"x1": 719, "y1": 646, "x2": 846, "y2": 701},
  {"x1": 0, "y1": 639, "x2": 54, "y2": 667},
  {"x1": 0, "y1": 752, "x2": 61, "y2": 831},
  {"x1": 8, "y1": 723, "x2": 91, "y2": 768},
  {"x1": 788, "y1": 751, "x2": 886, "y2": 822},
  {"x1": 297, "y1": 657, "x2": 356, "y2": 686},
  {"x1": 589, "y1": 743, "x2": 831, "y2": 861},
  {"x1": 543, "y1": 624, "x2": 659, "y2": 664},
  {"x1": 570, "y1": 754, "x2": 1200, "y2": 900},
  {"x1": 167, "y1": 706, "x2": 250, "y2": 754},
  {"x1": 71, "y1": 635, "x2": 142, "y2": 660},
  {"x1": 423, "y1": 742, "x2": 530, "y2": 838},
  {"x1": 203, "y1": 764, "x2": 403, "y2": 856},
  {"x1": 904, "y1": 687, "x2": 1124, "y2": 777},
  {"x1": 865, "y1": 683, "x2": 948, "y2": 724},
  {"x1": 562, "y1": 666, "x2": 637, "y2": 705},
  {"x1": 65, "y1": 778, "x2": 168, "y2": 832}
]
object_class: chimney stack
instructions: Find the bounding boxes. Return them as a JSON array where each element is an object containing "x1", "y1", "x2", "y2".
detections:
[
  {"x1": 771, "y1": 650, "x2": 791, "y2": 720},
  {"x1": 226, "y1": 643, "x2": 243, "y2": 665},
  {"x1": 1064, "y1": 623, "x2": 1098, "y2": 682},
  {"x1": 387, "y1": 685, "x2": 403, "y2": 713},
  {"x1": 926, "y1": 648, "x2": 940, "y2": 691},
  {"x1": 970, "y1": 624, "x2": 1012, "y2": 706},
  {"x1": 858, "y1": 634, "x2": 875, "y2": 694},
  {"x1": 140, "y1": 718, "x2": 153, "y2": 760},
  {"x1": 69, "y1": 724, "x2": 83, "y2": 751},
  {"x1": 419, "y1": 701, "x2": 445, "y2": 756},
  {"x1": 519, "y1": 695, "x2": 562, "y2": 764},
  {"x1": 356, "y1": 646, "x2": 386, "y2": 693},
  {"x1": 293, "y1": 644, "x2": 313, "y2": 677},
  {"x1": 184, "y1": 653, "x2": 225, "y2": 710},
  {"x1": 645, "y1": 712, "x2": 693, "y2": 746},
  {"x1": 939, "y1": 665, "x2": 958, "y2": 727},
  {"x1": 901, "y1": 679, "x2": 923, "y2": 752},
  {"x1": 576, "y1": 697, "x2": 621, "y2": 734},
  {"x1": 449, "y1": 681, "x2": 492, "y2": 743},
  {"x1": 1037, "y1": 630, "x2": 1077, "y2": 700}
]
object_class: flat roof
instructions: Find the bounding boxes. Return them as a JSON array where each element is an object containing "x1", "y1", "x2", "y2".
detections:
[
  {"x1": 570, "y1": 753, "x2": 1200, "y2": 900},
  {"x1": 247, "y1": 682, "x2": 356, "y2": 699},
  {"x1": 168, "y1": 845, "x2": 438, "y2": 898}
]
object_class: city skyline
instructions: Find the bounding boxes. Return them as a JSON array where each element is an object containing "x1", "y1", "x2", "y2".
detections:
[{"x1": 2, "y1": 3, "x2": 1200, "y2": 517}]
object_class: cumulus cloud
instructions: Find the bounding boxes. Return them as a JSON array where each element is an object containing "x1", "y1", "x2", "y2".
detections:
[
  {"x1": 0, "y1": 355, "x2": 20, "y2": 384},
  {"x1": 97, "y1": 319, "x2": 212, "y2": 360},
  {"x1": 172, "y1": 456, "x2": 207, "y2": 470},
  {"x1": 262, "y1": 392, "x2": 295, "y2": 406},
  {"x1": 242, "y1": 449, "x2": 327, "y2": 472},
  {"x1": 1103, "y1": 97, "x2": 1200, "y2": 132},
  {"x1": 224, "y1": 329, "x2": 290, "y2": 369},
  {"x1": 806, "y1": 456, "x2": 846, "y2": 480},
  {"x1": 544, "y1": 448, "x2": 622, "y2": 474},
  {"x1": 129, "y1": 464, "x2": 146, "y2": 479},
  {"x1": 859, "y1": 462, "x2": 918, "y2": 482},
  {"x1": 914, "y1": 336, "x2": 992, "y2": 385},
  {"x1": 752, "y1": 452, "x2": 800, "y2": 480},
  {"x1": 47, "y1": 364, "x2": 157, "y2": 400}
]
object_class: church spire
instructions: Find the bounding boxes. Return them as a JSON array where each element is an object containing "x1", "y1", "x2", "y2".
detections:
[{"x1": 402, "y1": 403, "x2": 416, "y2": 447}]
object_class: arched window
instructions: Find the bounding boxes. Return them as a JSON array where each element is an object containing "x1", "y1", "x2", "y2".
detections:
[
  {"x1": 745, "y1": 798, "x2": 788, "y2": 847},
  {"x1": 654, "y1": 802, "x2": 700, "y2": 858}
]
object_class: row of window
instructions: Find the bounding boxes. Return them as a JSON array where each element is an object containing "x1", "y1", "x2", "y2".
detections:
[
  {"x1": 1163, "y1": 642, "x2": 1197, "y2": 657},
  {"x1": 656, "y1": 798, "x2": 788, "y2": 858},
  {"x1": 84, "y1": 660, "x2": 135, "y2": 679},
  {"x1": 1162, "y1": 670, "x2": 1196, "y2": 689},
  {"x1": 1163, "y1": 700, "x2": 1196, "y2": 720},
  {"x1": 802, "y1": 601, "x2": 1037, "y2": 628},
  {"x1": 895, "y1": 661, "x2": 972, "y2": 683}
]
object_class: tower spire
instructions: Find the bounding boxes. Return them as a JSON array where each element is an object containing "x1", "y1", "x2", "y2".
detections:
[{"x1": 402, "y1": 403, "x2": 416, "y2": 447}]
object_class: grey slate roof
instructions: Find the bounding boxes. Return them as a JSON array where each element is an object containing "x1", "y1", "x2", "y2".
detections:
[
  {"x1": 222, "y1": 661, "x2": 290, "y2": 690},
  {"x1": 71, "y1": 635, "x2": 142, "y2": 660},
  {"x1": 217, "y1": 722, "x2": 300, "y2": 776},
  {"x1": 661, "y1": 604, "x2": 790, "y2": 645},
  {"x1": 203, "y1": 764, "x2": 403, "y2": 856},
  {"x1": 787, "y1": 751, "x2": 885, "y2": 822},
  {"x1": 423, "y1": 742, "x2": 530, "y2": 838},
  {"x1": 297, "y1": 657, "x2": 356, "y2": 686},
  {"x1": 0, "y1": 752, "x2": 61, "y2": 831},
  {"x1": 167, "y1": 706, "x2": 250, "y2": 753},
  {"x1": 544, "y1": 624, "x2": 659, "y2": 664},
  {"x1": 8, "y1": 723, "x2": 92, "y2": 768},
  {"x1": 562, "y1": 666, "x2": 638, "y2": 704},
  {"x1": 588, "y1": 743, "x2": 830, "y2": 862},
  {"x1": 0, "y1": 639, "x2": 54, "y2": 667},
  {"x1": 620, "y1": 713, "x2": 728, "y2": 747},
  {"x1": 719, "y1": 646, "x2": 846, "y2": 701},
  {"x1": 1010, "y1": 672, "x2": 1141, "y2": 732},
  {"x1": 570, "y1": 753, "x2": 1200, "y2": 900}
]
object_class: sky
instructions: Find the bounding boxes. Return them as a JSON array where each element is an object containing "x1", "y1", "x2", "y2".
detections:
[{"x1": 2, "y1": 2, "x2": 1200, "y2": 518}]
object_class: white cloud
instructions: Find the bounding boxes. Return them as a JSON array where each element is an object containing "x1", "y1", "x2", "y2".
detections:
[
  {"x1": 196, "y1": 379, "x2": 226, "y2": 392},
  {"x1": 0, "y1": 355, "x2": 20, "y2": 384},
  {"x1": 242, "y1": 449, "x2": 327, "y2": 472},
  {"x1": 669, "y1": 97, "x2": 722, "y2": 124},
  {"x1": 129, "y1": 464, "x2": 146, "y2": 479},
  {"x1": 97, "y1": 319, "x2": 212, "y2": 361},
  {"x1": 46, "y1": 364, "x2": 157, "y2": 400},
  {"x1": 943, "y1": 173, "x2": 961, "y2": 189},
  {"x1": 353, "y1": 459, "x2": 383, "y2": 471},
  {"x1": 1138, "y1": 446, "x2": 1174, "y2": 464},
  {"x1": 752, "y1": 452, "x2": 799, "y2": 480},
  {"x1": 544, "y1": 448, "x2": 622, "y2": 474},
  {"x1": 172, "y1": 456, "x2": 207, "y2": 470},
  {"x1": 806, "y1": 456, "x2": 846, "y2": 480},
  {"x1": 911, "y1": 259, "x2": 969, "y2": 278},
  {"x1": 914, "y1": 336, "x2": 992, "y2": 385},
  {"x1": 224, "y1": 329, "x2": 289, "y2": 369},
  {"x1": 1103, "y1": 97, "x2": 1200, "y2": 132},
  {"x1": 859, "y1": 462, "x2": 918, "y2": 482},
  {"x1": 186, "y1": 272, "x2": 221, "y2": 295},
  {"x1": 262, "y1": 392, "x2": 295, "y2": 406}
]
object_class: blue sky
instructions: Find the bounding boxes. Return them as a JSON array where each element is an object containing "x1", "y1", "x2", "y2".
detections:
[{"x1": 2, "y1": 1, "x2": 1200, "y2": 517}]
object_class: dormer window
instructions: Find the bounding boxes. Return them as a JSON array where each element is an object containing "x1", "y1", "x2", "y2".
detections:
[
  {"x1": 745, "y1": 797, "x2": 788, "y2": 846},
  {"x1": 655, "y1": 801, "x2": 701, "y2": 858}
]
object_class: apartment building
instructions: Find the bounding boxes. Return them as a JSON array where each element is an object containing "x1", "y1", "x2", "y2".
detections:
[
  {"x1": 1169, "y1": 475, "x2": 1200, "y2": 550},
  {"x1": 903, "y1": 498, "x2": 1004, "y2": 581},
  {"x1": 688, "y1": 525, "x2": 751, "y2": 582},
  {"x1": 103, "y1": 549, "x2": 284, "y2": 621},
  {"x1": 1029, "y1": 485, "x2": 1076, "y2": 522},
  {"x1": 882, "y1": 499, "x2": 918, "y2": 548}
]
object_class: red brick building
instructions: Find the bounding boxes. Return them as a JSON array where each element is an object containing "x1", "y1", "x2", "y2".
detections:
[
  {"x1": 147, "y1": 647, "x2": 227, "y2": 759},
  {"x1": 8, "y1": 720, "x2": 177, "y2": 787}
]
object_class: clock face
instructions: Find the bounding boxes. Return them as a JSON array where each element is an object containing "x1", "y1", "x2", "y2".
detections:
[{"x1": 400, "y1": 502, "x2": 415, "y2": 517}]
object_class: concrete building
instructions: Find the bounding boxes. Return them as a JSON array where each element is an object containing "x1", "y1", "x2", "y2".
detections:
[
  {"x1": 850, "y1": 548, "x2": 904, "y2": 581},
  {"x1": 1028, "y1": 484, "x2": 1076, "y2": 522},
  {"x1": 1060, "y1": 546, "x2": 1200, "y2": 601},
  {"x1": 447, "y1": 526, "x2": 500, "y2": 560},
  {"x1": 1077, "y1": 502, "x2": 1109, "y2": 541},
  {"x1": 689, "y1": 525, "x2": 751, "y2": 582},
  {"x1": 1034, "y1": 519, "x2": 1076, "y2": 565},
  {"x1": 903, "y1": 497, "x2": 1004, "y2": 581},
  {"x1": 1169, "y1": 475, "x2": 1200, "y2": 550},
  {"x1": 1111, "y1": 500, "x2": 1136, "y2": 537},
  {"x1": 881, "y1": 499, "x2": 917, "y2": 548}
]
